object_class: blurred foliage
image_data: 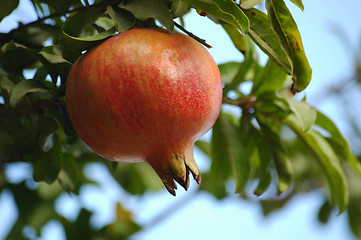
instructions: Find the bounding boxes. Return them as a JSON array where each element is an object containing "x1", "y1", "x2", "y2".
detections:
[{"x1": 0, "y1": 0, "x2": 361, "y2": 239}]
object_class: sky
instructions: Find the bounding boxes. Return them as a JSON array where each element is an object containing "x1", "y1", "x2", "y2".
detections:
[{"x1": 1, "y1": 0, "x2": 361, "y2": 239}]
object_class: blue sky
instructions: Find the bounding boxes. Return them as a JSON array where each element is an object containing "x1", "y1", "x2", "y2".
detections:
[{"x1": 1, "y1": 0, "x2": 361, "y2": 239}]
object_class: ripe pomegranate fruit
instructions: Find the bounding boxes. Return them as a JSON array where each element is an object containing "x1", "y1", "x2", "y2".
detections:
[{"x1": 66, "y1": 28, "x2": 222, "y2": 195}]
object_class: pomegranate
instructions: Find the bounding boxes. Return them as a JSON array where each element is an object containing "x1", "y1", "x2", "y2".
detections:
[{"x1": 65, "y1": 28, "x2": 222, "y2": 195}]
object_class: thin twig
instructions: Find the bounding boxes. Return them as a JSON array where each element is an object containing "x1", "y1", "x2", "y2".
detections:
[
  {"x1": 0, "y1": 0, "x2": 121, "y2": 43},
  {"x1": 222, "y1": 98, "x2": 244, "y2": 106},
  {"x1": 222, "y1": 96, "x2": 255, "y2": 107},
  {"x1": 174, "y1": 21, "x2": 212, "y2": 49}
]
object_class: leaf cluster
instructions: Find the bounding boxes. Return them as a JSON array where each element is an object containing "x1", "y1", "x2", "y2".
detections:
[{"x1": 0, "y1": 0, "x2": 361, "y2": 239}]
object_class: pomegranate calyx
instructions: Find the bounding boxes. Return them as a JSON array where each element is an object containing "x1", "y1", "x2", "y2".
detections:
[{"x1": 148, "y1": 153, "x2": 201, "y2": 196}]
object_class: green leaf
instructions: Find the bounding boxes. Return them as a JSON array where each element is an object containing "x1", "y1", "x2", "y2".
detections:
[
  {"x1": 1, "y1": 42, "x2": 37, "y2": 72},
  {"x1": 265, "y1": 0, "x2": 312, "y2": 92},
  {"x1": 183, "y1": 0, "x2": 250, "y2": 34},
  {"x1": 252, "y1": 58, "x2": 289, "y2": 96},
  {"x1": 314, "y1": 111, "x2": 361, "y2": 175},
  {"x1": 95, "y1": 16, "x2": 116, "y2": 30},
  {"x1": 9, "y1": 80, "x2": 49, "y2": 108},
  {"x1": 65, "y1": 209, "x2": 96, "y2": 239},
  {"x1": 33, "y1": 66, "x2": 49, "y2": 82},
  {"x1": 258, "y1": 120, "x2": 292, "y2": 193},
  {"x1": 290, "y1": 0, "x2": 304, "y2": 11},
  {"x1": 0, "y1": 0, "x2": 19, "y2": 22},
  {"x1": 199, "y1": 171, "x2": 227, "y2": 199},
  {"x1": 171, "y1": 0, "x2": 191, "y2": 18},
  {"x1": 33, "y1": 135, "x2": 63, "y2": 184},
  {"x1": 221, "y1": 23, "x2": 247, "y2": 54},
  {"x1": 107, "y1": 6, "x2": 135, "y2": 33},
  {"x1": 318, "y1": 200, "x2": 333, "y2": 224},
  {"x1": 218, "y1": 62, "x2": 241, "y2": 85},
  {"x1": 223, "y1": 42, "x2": 256, "y2": 94},
  {"x1": 211, "y1": 114, "x2": 234, "y2": 182},
  {"x1": 0, "y1": 76, "x2": 15, "y2": 92},
  {"x1": 12, "y1": 23, "x2": 59, "y2": 47},
  {"x1": 287, "y1": 124, "x2": 348, "y2": 212},
  {"x1": 254, "y1": 136, "x2": 272, "y2": 195},
  {"x1": 307, "y1": 130, "x2": 349, "y2": 212},
  {"x1": 348, "y1": 202, "x2": 361, "y2": 238},
  {"x1": 37, "y1": 116, "x2": 58, "y2": 152},
  {"x1": 118, "y1": 0, "x2": 174, "y2": 31},
  {"x1": 256, "y1": 92, "x2": 291, "y2": 119},
  {"x1": 62, "y1": 27, "x2": 115, "y2": 52},
  {"x1": 286, "y1": 100, "x2": 316, "y2": 132},
  {"x1": 62, "y1": 153, "x2": 83, "y2": 193},
  {"x1": 114, "y1": 162, "x2": 163, "y2": 194},
  {"x1": 39, "y1": 45, "x2": 71, "y2": 64},
  {"x1": 273, "y1": 149, "x2": 292, "y2": 193},
  {"x1": 243, "y1": 8, "x2": 291, "y2": 75},
  {"x1": 240, "y1": 0, "x2": 263, "y2": 9},
  {"x1": 195, "y1": 140, "x2": 211, "y2": 157},
  {"x1": 63, "y1": 6, "x2": 102, "y2": 37},
  {"x1": 58, "y1": 102, "x2": 77, "y2": 136},
  {"x1": 211, "y1": 113, "x2": 251, "y2": 193}
]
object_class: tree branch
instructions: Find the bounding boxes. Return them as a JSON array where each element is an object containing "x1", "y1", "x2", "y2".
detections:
[
  {"x1": 0, "y1": 0, "x2": 121, "y2": 44},
  {"x1": 222, "y1": 96, "x2": 256, "y2": 107},
  {"x1": 174, "y1": 21, "x2": 212, "y2": 49}
]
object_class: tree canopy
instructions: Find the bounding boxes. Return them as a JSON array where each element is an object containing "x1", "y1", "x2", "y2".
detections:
[{"x1": 1, "y1": 0, "x2": 361, "y2": 239}]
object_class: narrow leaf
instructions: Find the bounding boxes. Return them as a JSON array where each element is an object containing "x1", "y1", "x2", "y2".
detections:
[
  {"x1": 307, "y1": 130, "x2": 348, "y2": 212},
  {"x1": 252, "y1": 58, "x2": 289, "y2": 95},
  {"x1": 171, "y1": 0, "x2": 191, "y2": 18},
  {"x1": 240, "y1": 0, "x2": 263, "y2": 9},
  {"x1": 107, "y1": 6, "x2": 135, "y2": 32},
  {"x1": 0, "y1": 76, "x2": 15, "y2": 92},
  {"x1": 218, "y1": 62, "x2": 241, "y2": 85},
  {"x1": 223, "y1": 43, "x2": 256, "y2": 94},
  {"x1": 314, "y1": 111, "x2": 348, "y2": 147},
  {"x1": 315, "y1": 111, "x2": 361, "y2": 175},
  {"x1": 287, "y1": 124, "x2": 348, "y2": 212},
  {"x1": 37, "y1": 116, "x2": 58, "y2": 152},
  {"x1": 39, "y1": 45, "x2": 71, "y2": 64},
  {"x1": 211, "y1": 113, "x2": 250, "y2": 193},
  {"x1": 118, "y1": 0, "x2": 174, "y2": 31},
  {"x1": 286, "y1": 100, "x2": 316, "y2": 132},
  {"x1": 273, "y1": 150, "x2": 292, "y2": 193},
  {"x1": 254, "y1": 137, "x2": 272, "y2": 196},
  {"x1": 0, "y1": 0, "x2": 19, "y2": 22},
  {"x1": 318, "y1": 200, "x2": 333, "y2": 224},
  {"x1": 9, "y1": 80, "x2": 49, "y2": 108},
  {"x1": 259, "y1": 120, "x2": 292, "y2": 193},
  {"x1": 243, "y1": 8, "x2": 291, "y2": 74},
  {"x1": 221, "y1": 23, "x2": 247, "y2": 54},
  {"x1": 265, "y1": 0, "x2": 312, "y2": 92},
  {"x1": 254, "y1": 171, "x2": 272, "y2": 196},
  {"x1": 195, "y1": 140, "x2": 211, "y2": 157},
  {"x1": 348, "y1": 202, "x2": 361, "y2": 238},
  {"x1": 63, "y1": 7, "x2": 102, "y2": 37},
  {"x1": 95, "y1": 16, "x2": 116, "y2": 30},
  {"x1": 33, "y1": 135, "x2": 63, "y2": 184},
  {"x1": 255, "y1": 92, "x2": 291, "y2": 119},
  {"x1": 290, "y1": 0, "x2": 304, "y2": 11},
  {"x1": 183, "y1": 0, "x2": 250, "y2": 34},
  {"x1": 58, "y1": 102, "x2": 77, "y2": 136},
  {"x1": 62, "y1": 27, "x2": 115, "y2": 52}
]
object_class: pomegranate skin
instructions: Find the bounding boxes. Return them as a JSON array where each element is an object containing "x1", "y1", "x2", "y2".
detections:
[{"x1": 66, "y1": 28, "x2": 222, "y2": 195}]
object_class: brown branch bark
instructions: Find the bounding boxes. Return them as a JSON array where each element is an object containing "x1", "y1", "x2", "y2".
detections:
[{"x1": 174, "y1": 21, "x2": 212, "y2": 49}]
